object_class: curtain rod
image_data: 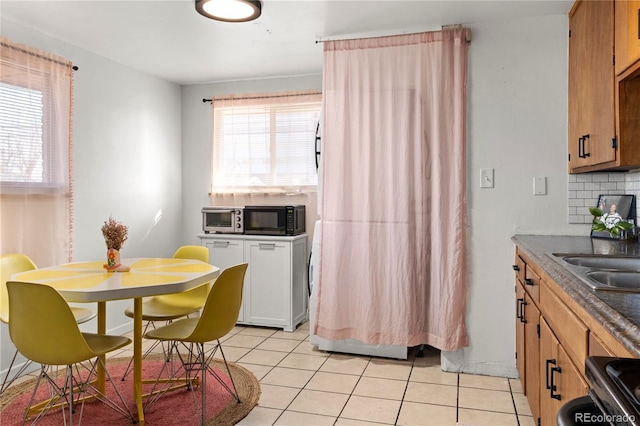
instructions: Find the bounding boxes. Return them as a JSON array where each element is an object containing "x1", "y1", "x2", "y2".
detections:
[
  {"x1": 1, "y1": 41, "x2": 78, "y2": 71},
  {"x1": 202, "y1": 90, "x2": 321, "y2": 103},
  {"x1": 316, "y1": 25, "x2": 471, "y2": 44}
]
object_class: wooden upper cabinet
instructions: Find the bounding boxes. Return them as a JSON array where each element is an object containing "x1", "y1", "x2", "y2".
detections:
[
  {"x1": 568, "y1": 0, "x2": 616, "y2": 173},
  {"x1": 615, "y1": 0, "x2": 640, "y2": 75}
]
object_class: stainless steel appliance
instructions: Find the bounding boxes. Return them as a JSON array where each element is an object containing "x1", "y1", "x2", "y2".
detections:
[
  {"x1": 558, "y1": 356, "x2": 640, "y2": 425},
  {"x1": 243, "y1": 205, "x2": 305, "y2": 236},
  {"x1": 201, "y1": 207, "x2": 244, "y2": 234}
]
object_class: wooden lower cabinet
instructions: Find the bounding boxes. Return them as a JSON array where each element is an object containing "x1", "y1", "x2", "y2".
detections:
[
  {"x1": 516, "y1": 278, "x2": 542, "y2": 420},
  {"x1": 539, "y1": 319, "x2": 589, "y2": 426},
  {"x1": 524, "y1": 295, "x2": 541, "y2": 420},
  {"x1": 514, "y1": 250, "x2": 614, "y2": 425}
]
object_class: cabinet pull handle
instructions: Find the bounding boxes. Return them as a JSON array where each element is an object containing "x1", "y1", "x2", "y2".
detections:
[
  {"x1": 578, "y1": 136, "x2": 583, "y2": 158},
  {"x1": 516, "y1": 298, "x2": 524, "y2": 320},
  {"x1": 638, "y1": 8, "x2": 640, "y2": 40},
  {"x1": 579, "y1": 134, "x2": 590, "y2": 158},
  {"x1": 258, "y1": 243, "x2": 276, "y2": 250},
  {"x1": 545, "y1": 359, "x2": 557, "y2": 390},
  {"x1": 519, "y1": 300, "x2": 527, "y2": 323},
  {"x1": 524, "y1": 278, "x2": 534, "y2": 286},
  {"x1": 512, "y1": 265, "x2": 520, "y2": 271},
  {"x1": 213, "y1": 241, "x2": 230, "y2": 247},
  {"x1": 550, "y1": 366, "x2": 562, "y2": 400}
]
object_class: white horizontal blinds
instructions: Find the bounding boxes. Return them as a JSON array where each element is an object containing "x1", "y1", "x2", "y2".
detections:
[
  {"x1": 0, "y1": 80, "x2": 45, "y2": 183},
  {"x1": 211, "y1": 90, "x2": 321, "y2": 193}
]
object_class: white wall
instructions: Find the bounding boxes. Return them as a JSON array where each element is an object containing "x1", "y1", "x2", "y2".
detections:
[
  {"x1": 442, "y1": 14, "x2": 586, "y2": 377},
  {"x1": 1, "y1": 19, "x2": 183, "y2": 376}
]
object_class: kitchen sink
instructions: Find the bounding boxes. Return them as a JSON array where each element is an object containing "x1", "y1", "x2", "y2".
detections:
[
  {"x1": 586, "y1": 271, "x2": 640, "y2": 292},
  {"x1": 549, "y1": 253, "x2": 640, "y2": 292},
  {"x1": 560, "y1": 255, "x2": 640, "y2": 271}
]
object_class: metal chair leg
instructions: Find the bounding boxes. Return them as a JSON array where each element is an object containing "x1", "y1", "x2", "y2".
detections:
[{"x1": 0, "y1": 349, "x2": 33, "y2": 394}]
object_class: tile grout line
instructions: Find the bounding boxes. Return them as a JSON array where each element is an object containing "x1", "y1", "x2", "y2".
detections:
[
  {"x1": 508, "y1": 379, "x2": 522, "y2": 426},
  {"x1": 455, "y1": 371, "x2": 460, "y2": 423}
]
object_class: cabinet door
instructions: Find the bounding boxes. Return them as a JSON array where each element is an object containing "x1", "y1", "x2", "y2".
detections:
[
  {"x1": 539, "y1": 319, "x2": 561, "y2": 426},
  {"x1": 568, "y1": 0, "x2": 616, "y2": 172},
  {"x1": 523, "y1": 294, "x2": 541, "y2": 421},
  {"x1": 539, "y1": 319, "x2": 589, "y2": 426},
  {"x1": 244, "y1": 240, "x2": 291, "y2": 328},
  {"x1": 203, "y1": 239, "x2": 246, "y2": 321},
  {"x1": 556, "y1": 344, "x2": 589, "y2": 406},
  {"x1": 515, "y1": 283, "x2": 526, "y2": 388},
  {"x1": 615, "y1": 0, "x2": 640, "y2": 75}
]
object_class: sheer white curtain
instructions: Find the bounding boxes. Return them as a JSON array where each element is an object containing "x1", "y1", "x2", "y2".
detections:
[
  {"x1": 315, "y1": 29, "x2": 469, "y2": 351},
  {"x1": 0, "y1": 37, "x2": 74, "y2": 266}
]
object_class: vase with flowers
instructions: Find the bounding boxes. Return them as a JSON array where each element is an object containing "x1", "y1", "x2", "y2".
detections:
[{"x1": 102, "y1": 216, "x2": 130, "y2": 272}]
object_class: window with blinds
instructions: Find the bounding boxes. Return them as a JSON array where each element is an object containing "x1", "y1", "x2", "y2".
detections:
[
  {"x1": 0, "y1": 82, "x2": 49, "y2": 184},
  {"x1": 211, "y1": 91, "x2": 321, "y2": 193}
]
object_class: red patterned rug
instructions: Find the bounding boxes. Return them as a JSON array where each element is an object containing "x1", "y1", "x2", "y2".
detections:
[{"x1": 0, "y1": 356, "x2": 260, "y2": 425}]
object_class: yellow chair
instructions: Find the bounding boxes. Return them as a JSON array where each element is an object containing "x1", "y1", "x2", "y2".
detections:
[
  {"x1": 7, "y1": 281, "x2": 133, "y2": 424},
  {"x1": 143, "y1": 263, "x2": 248, "y2": 425},
  {"x1": 124, "y1": 245, "x2": 211, "y2": 320},
  {"x1": 121, "y1": 245, "x2": 211, "y2": 379},
  {"x1": 0, "y1": 254, "x2": 96, "y2": 394}
]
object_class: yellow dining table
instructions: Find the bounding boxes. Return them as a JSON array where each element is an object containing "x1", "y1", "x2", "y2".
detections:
[{"x1": 12, "y1": 257, "x2": 220, "y2": 426}]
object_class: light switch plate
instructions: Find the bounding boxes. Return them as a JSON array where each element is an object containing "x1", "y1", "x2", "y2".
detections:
[
  {"x1": 534, "y1": 176, "x2": 546, "y2": 195},
  {"x1": 480, "y1": 168, "x2": 494, "y2": 188}
]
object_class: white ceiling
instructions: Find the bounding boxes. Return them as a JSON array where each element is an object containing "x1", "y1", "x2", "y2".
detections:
[{"x1": 1, "y1": 0, "x2": 572, "y2": 85}]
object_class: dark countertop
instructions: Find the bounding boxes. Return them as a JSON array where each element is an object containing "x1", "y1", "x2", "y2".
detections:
[{"x1": 511, "y1": 235, "x2": 640, "y2": 357}]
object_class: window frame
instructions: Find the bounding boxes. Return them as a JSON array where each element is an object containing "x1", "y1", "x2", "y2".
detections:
[
  {"x1": 210, "y1": 91, "x2": 322, "y2": 194},
  {"x1": 0, "y1": 61, "x2": 62, "y2": 191}
]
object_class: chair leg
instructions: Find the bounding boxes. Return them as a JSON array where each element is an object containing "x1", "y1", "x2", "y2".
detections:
[
  {"x1": 0, "y1": 349, "x2": 33, "y2": 394},
  {"x1": 200, "y1": 343, "x2": 206, "y2": 426},
  {"x1": 204, "y1": 342, "x2": 240, "y2": 403},
  {"x1": 21, "y1": 359, "x2": 134, "y2": 425},
  {"x1": 121, "y1": 320, "x2": 168, "y2": 381}
]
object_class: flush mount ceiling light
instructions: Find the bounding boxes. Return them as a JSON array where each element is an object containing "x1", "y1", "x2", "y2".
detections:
[{"x1": 195, "y1": 0, "x2": 262, "y2": 22}]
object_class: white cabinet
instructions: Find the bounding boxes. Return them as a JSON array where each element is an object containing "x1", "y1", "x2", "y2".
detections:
[
  {"x1": 202, "y1": 238, "x2": 245, "y2": 321},
  {"x1": 198, "y1": 234, "x2": 307, "y2": 332}
]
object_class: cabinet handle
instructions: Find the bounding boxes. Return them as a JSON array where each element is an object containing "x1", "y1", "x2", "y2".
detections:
[
  {"x1": 638, "y1": 8, "x2": 640, "y2": 40},
  {"x1": 579, "y1": 134, "x2": 590, "y2": 158},
  {"x1": 258, "y1": 243, "x2": 276, "y2": 250},
  {"x1": 516, "y1": 298, "x2": 524, "y2": 320},
  {"x1": 524, "y1": 278, "x2": 534, "y2": 286},
  {"x1": 512, "y1": 265, "x2": 520, "y2": 271},
  {"x1": 213, "y1": 241, "x2": 230, "y2": 247},
  {"x1": 516, "y1": 299, "x2": 528, "y2": 324},
  {"x1": 550, "y1": 366, "x2": 562, "y2": 400},
  {"x1": 578, "y1": 136, "x2": 584, "y2": 158},
  {"x1": 545, "y1": 359, "x2": 557, "y2": 390}
]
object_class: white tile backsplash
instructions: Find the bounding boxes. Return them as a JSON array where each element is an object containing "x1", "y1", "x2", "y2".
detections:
[{"x1": 568, "y1": 171, "x2": 640, "y2": 223}]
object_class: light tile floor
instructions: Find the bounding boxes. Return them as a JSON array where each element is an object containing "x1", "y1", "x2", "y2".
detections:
[
  {"x1": 135, "y1": 321, "x2": 535, "y2": 426},
  {"x1": 9, "y1": 321, "x2": 534, "y2": 426}
]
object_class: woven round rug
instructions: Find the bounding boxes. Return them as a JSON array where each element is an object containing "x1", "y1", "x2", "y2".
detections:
[{"x1": 0, "y1": 355, "x2": 260, "y2": 425}]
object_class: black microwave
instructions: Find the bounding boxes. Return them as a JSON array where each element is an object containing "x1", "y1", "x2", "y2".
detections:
[{"x1": 243, "y1": 205, "x2": 305, "y2": 236}]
